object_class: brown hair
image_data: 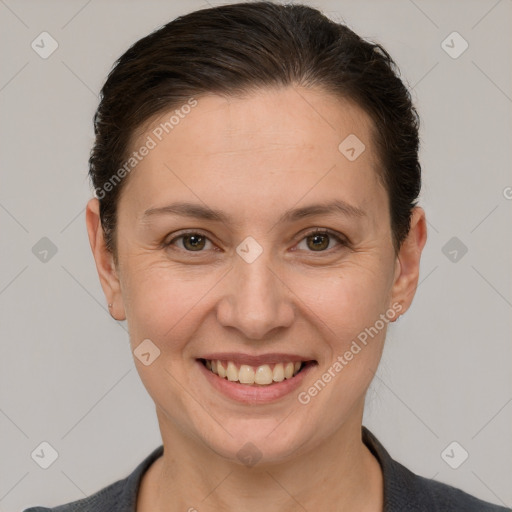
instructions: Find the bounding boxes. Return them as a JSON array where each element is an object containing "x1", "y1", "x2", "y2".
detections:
[{"x1": 89, "y1": 1, "x2": 421, "y2": 260}]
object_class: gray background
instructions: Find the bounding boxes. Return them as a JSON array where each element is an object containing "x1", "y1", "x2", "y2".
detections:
[{"x1": 1, "y1": 0, "x2": 511, "y2": 510}]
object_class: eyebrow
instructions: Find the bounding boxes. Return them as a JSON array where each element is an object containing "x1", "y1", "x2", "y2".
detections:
[{"x1": 141, "y1": 199, "x2": 366, "y2": 225}]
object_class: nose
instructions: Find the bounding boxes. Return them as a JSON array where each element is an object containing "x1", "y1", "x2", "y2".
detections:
[{"x1": 216, "y1": 247, "x2": 295, "y2": 340}]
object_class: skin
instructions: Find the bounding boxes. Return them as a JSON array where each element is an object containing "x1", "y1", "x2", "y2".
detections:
[{"x1": 86, "y1": 86, "x2": 427, "y2": 511}]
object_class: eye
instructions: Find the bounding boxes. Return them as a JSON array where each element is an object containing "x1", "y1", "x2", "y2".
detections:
[
  {"x1": 164, "y1": 228, "x2": 348, "y2": 254},
  {"x1": 165, "y1": 231, "x2": 215, "y2": 252},
  {"x1": 295, "y1": 228, "x2": 347, "y2": 253}
]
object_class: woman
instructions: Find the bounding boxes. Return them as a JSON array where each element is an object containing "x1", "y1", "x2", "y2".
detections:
[{"x1": 25, "y1": 2, "x2": 508, "y2": 511}]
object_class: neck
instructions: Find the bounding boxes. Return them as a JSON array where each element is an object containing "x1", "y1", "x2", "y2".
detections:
[{"x1": 138, "y1": 409, "x2": 383, "y2": 512}]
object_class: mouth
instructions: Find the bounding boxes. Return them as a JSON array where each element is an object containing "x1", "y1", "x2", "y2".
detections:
[
  {"x1": 196, "y1": 354, "x2": 317, "y2": 404},
  {"x1": 198, "y1": 358, "x2": 314, "y2": 386}
]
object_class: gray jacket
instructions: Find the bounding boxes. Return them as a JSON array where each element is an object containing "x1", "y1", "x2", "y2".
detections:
[{"x1": 24, "y1": 427, "x2": 510, "y2": 511}]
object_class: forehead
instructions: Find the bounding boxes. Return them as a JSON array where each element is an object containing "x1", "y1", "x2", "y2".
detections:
[
  {"x1": 137, "y1": 87, "x2": 376, "y2": 158},
  {"x1": 121, "y1": 86, "x2": 385, "y2": 224}
]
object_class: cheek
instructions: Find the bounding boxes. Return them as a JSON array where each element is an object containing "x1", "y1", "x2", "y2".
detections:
[
  {"x1": 298, "y1": 261, "x2": 393, "y2": 342},
  {"x1": 293, "y1": 267, "x2": 390, "y2": 420},
  {"x1": 122, "y1": 260, "x2": 221, "y2": 344}
]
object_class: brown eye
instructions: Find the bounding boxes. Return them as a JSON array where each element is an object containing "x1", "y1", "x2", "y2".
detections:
[
  {"x1": 182, "y1": 234, "x2": 206, "y2": 251},
  {"x1": 166, "y1": 232, "x2": 213, "y2": 252},
  {"x1": 307, "y1": 233, "x2": 330, "y2": 251},
  {"x1": 296, "y1": 229, "x2": 346, "y2": 253}
]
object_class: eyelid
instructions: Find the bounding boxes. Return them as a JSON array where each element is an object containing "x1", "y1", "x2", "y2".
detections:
[
  {"x1": 164, "y1": 229, "x2": 217, "y2": 251},
  {"x1": 295, "y1": 228, "x2": 348, "y2": 251},
  {"x1": 164, "y1": 227, "x2": 348, "y2": 253}
]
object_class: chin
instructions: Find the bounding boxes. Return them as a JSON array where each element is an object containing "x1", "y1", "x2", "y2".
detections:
[{"x1": 197, "y1": 416, "x2": 316, "y2": 468}]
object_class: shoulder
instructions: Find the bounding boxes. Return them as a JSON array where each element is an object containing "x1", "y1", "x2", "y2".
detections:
[
  {"x1": 362, "y1": 427, "x2": 510, "y2": 512},
  {"x1": 391, "y1": 457, "x2": 510, "y2": 511},
  {"x1": 23, "y1": 445, "x2": 164, "y2": 512},
  {"x1": 413, "y1": 471, "x2": 510, "y2": 511},
  {"x1": 22, "y1": 480, "x2": 125, "y2": 512}
]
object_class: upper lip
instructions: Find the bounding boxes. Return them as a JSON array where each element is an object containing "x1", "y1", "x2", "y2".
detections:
[{"x1": 199, "y1": 353, "x2": 316, "y2": 367}]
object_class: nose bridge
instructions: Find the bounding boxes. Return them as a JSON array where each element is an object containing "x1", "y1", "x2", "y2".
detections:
[{"x1": 217, "y1": 239, "x2": 294, "y2": 339}]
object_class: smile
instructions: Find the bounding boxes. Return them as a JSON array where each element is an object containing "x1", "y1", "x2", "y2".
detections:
[
  {"x1": 201, "y1": 359, "x2": 305, "y2": 386},
  {"x1": 196, "y1": 354, "x2": 318, "y2": 404}
]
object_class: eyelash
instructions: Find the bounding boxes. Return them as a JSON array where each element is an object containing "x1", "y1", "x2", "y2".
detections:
[{"x1": 164, "y1": 228, "x2": 348, "y2": 254}]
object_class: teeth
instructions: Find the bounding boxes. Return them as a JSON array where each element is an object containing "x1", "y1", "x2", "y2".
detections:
[
  {"x1": 284, "y1": 362, "x2": 294, "y2": 379},
  {"x1": 226, "y1": 361, "x2": 238, "y2": 381},
  {"x1": 255, "y1": 365, "x2": 273, "y2": 385},
  {"x1": 273, "y1": 363, "x2": 285, "y2": 382},
  {"x1": 239, "y1": 364, "x2": 255, "y2": 384},
  {"x1": 205, "y1": 359, "x2": 304, "y2": 385},
  {"x1": 217, "y1": 360, "x2": 226, "y2": 378}
]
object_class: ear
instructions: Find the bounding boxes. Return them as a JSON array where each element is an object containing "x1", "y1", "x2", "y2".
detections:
[
  {"x1": 390, "y1": 207, "x2": 427, "y2": 316},
  {"x1": 85, "y1": 198, "x2": 126, "y2": 321}
]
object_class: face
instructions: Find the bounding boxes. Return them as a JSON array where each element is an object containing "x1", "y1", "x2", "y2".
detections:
[{"x1": 88, "y1": 86, "x2": 425, "y2": 465}]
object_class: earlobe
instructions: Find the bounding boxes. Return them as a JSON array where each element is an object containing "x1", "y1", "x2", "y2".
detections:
[
  {"x1": 85, "y1": 198, "x2": 126, "y2": 321},
  {"x1": 390, "y1": 207, "x2": 427, "y2": 316}
]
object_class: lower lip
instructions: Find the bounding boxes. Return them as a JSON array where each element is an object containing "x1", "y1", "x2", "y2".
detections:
[{"x1": 197, "y1": 360, "x2": 316, "y2": 404}]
